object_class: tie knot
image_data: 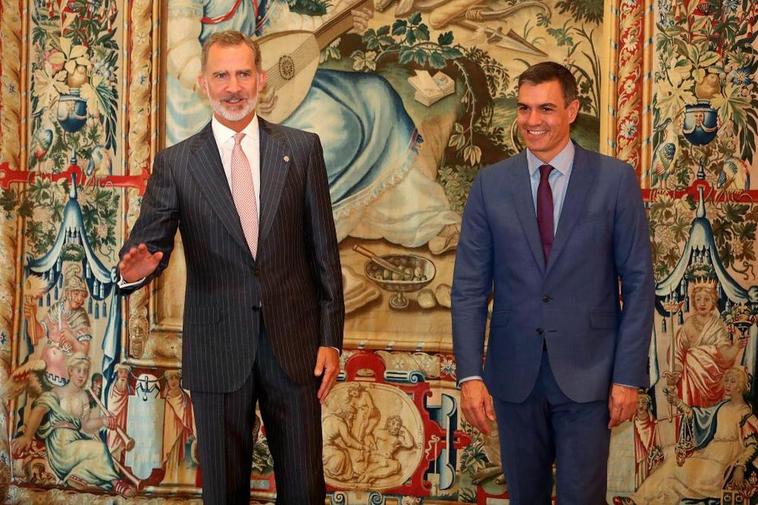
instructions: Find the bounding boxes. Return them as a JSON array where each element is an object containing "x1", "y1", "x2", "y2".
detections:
[
  {"x1": 234, "y1": 132, "x2": 246, "y2": 145},
  {"x1": 539, "y1": 164, "x2": 553, "y2": 180}
]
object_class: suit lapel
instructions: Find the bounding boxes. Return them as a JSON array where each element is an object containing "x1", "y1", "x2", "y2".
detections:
[
  {"x1": 188, "y1": 122, "x2": 250, "y2": 255},
  {"x1": 258, "y1": 118, "x2": 289, "y2": 245},
  {"x1": 545, "y1": 144, "x2": 594, "y2": 275},
  {"x1": 509, "y1": 151, "x2": 546, "y2": 273}
]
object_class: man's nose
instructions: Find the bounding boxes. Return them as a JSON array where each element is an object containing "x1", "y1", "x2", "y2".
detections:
[
  {"x1": 526, "y1": 109, "x2": 541, "y2": 124},
  {"x1": 227, "y1": 76, "x2": 241, "y2": 92}
]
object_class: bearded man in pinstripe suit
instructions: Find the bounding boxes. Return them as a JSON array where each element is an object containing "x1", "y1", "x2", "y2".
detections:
[{"x1": 118, "y1": 30, "x2": 344, "y2": 505}]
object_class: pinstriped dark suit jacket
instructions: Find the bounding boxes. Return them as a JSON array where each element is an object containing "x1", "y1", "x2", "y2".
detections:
[{"x1": 120, "y1": 118, "x2": 344, "y2": 393}]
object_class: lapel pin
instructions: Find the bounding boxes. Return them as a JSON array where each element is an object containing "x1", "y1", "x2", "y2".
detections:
[{"x1": 283, "y1": 155, "x2": 290, "y2": 163}]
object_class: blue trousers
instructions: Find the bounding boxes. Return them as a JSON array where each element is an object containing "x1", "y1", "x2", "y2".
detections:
[{"x1": 492, "y1": 350, "x2": 611, "y2": 505}]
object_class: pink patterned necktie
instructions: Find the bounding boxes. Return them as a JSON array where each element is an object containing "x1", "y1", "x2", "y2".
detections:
[{"x1": 231, "y1": 132, "x2": 259, "y2": 258}]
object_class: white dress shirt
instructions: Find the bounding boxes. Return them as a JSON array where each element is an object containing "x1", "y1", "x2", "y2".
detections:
[{"x1": 211, "y1": 115, "x2": 262, "y2": 214}]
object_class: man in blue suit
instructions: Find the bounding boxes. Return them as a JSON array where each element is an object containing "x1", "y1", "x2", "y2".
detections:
[{"x1": 451, "y1": 62, "x2": 654, "y2": 504}]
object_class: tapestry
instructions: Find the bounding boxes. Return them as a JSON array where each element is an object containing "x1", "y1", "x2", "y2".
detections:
[{"x1": 0, "y1": 0, "x2": 756, "y2": 503}]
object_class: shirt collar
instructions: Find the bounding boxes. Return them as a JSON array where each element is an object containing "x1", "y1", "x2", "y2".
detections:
[
  {"x1": 526, "y1": 140, "x2": 575, "y2": 178},
  {"x1": 211, "y1": 114, "x2": 259, "y2": 146}
]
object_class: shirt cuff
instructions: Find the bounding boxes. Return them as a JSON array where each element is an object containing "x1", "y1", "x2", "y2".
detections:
[
  {"x1": 613, "y1": 383, "x2": 640, "y2": 390},
  {"x1": 459, "y1": 375, "x2": 483, "y2": 384},
  {"x1": 117, "y1": 275, "x2": 145, "y2": 289}
]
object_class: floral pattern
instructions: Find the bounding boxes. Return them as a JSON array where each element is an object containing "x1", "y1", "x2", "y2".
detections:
[{"x1": 649, "y1": 0, "x2": 758, "y2": 276}]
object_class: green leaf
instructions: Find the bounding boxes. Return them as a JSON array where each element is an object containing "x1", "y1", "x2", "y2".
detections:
[
  {"x1": 0, "y1": 189, "x2": 18, "y2": 213},
  {"x1": 377, "y1": 25, "x2": 389, "y2": 36},
  {"x1": 438, "y1": 31, "x2": 454, "y2": 46},
  {"x1": 687, "y1": 45, "x2": 700, "y2": 66},
  {"x1": 399, "y1": 50, "x2": 414, "y2": 65},
  {"x1": 723, "y1": 203, "x2": 748, "y2": 223},
  {"x1": 699, "y1": 51, "x2": 720, "y2": 68},
  {"x1": 441, "y1": 46, "x2": 463, "y2": 59},
  {"x1": 413, "y1": 49, "x2": 427, "y2": 66},
  {"x1": 392, "y1": 19, "x2": 407, "y2": 36},
  {"x1": 429, "y1": 51, "x2": 446, "y2": 69},
  {"x1": 735, "y1": 221, "x2": 756, "y2": 241},
  {"x1": 672, "y1": 38, "x2": 690, "y2": 59},
  {"x1": 409, "y1": 12, "x2": 422, "y2": 25},
  {"x1": 287, "y1": 0, "x2": 329, "y2": 16},
  {"x1": 716, "y1": 86, "x2": 751, "y2": 127},
  {"x1": 18, "y1": 198, "x2": 35, "y2": 218},
  {"x1": 691, "y1": 16, "x2": 709, "y2": 34},
  {"x1": 406, "y1": 29, "x2": 416, "y2": 45},
  {"x1": 416, "y1": 25, "x2": 430, "y2": 41}
]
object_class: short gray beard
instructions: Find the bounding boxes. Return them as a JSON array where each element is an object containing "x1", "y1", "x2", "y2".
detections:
[{"x1": 209, "y1": 95, "x2": 257, "y2": 122}]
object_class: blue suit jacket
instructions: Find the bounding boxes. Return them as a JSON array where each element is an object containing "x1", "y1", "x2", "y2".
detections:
[{"x1": 451, "y1": 144, "x2": 654, "y2": 403}]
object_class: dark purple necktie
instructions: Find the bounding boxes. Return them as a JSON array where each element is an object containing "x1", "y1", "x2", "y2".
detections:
[{"x1": 537, "y1": 164, "x2": 554, "y2": 263}]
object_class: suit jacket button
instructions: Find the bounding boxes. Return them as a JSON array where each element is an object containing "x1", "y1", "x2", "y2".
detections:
[
  {"x1": 536, "y1": 328, "x2": 544, "y2": 336},
  {"x1": 542, "y1": 294, "x2": 552, "y2": 303}
]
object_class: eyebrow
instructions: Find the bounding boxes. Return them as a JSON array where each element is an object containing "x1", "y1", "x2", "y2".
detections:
[
  {"x1": 517, "y1": 102, "x2": 558, "y2": 108},
  {"x1": 211, "y1": 69, "x2": 253, "y2": 76}
]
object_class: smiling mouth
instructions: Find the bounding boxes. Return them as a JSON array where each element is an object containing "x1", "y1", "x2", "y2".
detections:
[
  {"x1": 223, "y1": 97, "x2": 246, "y2": 105},
  {"x1": 526, "y1": 129, "x2": 549, "y2": 136}
]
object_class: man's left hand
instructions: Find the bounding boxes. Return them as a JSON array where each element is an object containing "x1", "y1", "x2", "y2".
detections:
[
  {"x1": 608, "y1": 384, "x2": 638, "y2": 428},
  {"x1": 314, "y1": 346, "x2": 340, "y2": 403}
]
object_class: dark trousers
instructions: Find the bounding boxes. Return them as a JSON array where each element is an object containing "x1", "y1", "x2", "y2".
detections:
[
  {"x1": 492, "y1": 350, "x2": 611, "y2": 505},
  {"x1": 192, "y1": 322, "x2": 324, "y2": 505}
]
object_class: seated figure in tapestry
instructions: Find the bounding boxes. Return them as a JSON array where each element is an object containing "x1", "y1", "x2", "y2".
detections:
[
  {"x1": 165, "y1": 0, "x2": 460, "y2": 255},
  {"x1": 323, "y1": 406, "x2": 365, "y2": 481},
  {"x1": 358, "y1": 414, "x2": 418, "y2": 485},
  {"x1": 664, "y1": 271, "x2": 744, "y2": 410},
  {"x1": 9, "y1": 263, "x2": 94, "y2": 430},
  {"x1": 17, "y1": 263, "x2": 93, "y2": 387},
  {"x1": 11, "y1": 353, "x2": 138, "y2": 498},
  {"x1": 618, "y1": 366, "x2": 758, "y2": 505}
]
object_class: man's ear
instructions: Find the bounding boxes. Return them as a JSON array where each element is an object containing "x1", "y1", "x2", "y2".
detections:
[
  {"x1": 257, "y1": 71, "x2": 268, "y2": 93},
  {"x1": 568, "y1": 98, "x2": 580, "y2": 123},
  {"x1": 197, "y1": 75, "x2": 208, "y2": 97}
]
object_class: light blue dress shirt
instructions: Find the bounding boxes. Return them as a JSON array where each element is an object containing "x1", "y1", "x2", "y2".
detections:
[{"x1": 526, "y1": 140, "x2": 575, "y2": 233}]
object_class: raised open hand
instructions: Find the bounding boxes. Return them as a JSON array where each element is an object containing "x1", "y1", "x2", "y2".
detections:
[{"x1": 119, "y1": 243, "x2": 163, "y2": 283}]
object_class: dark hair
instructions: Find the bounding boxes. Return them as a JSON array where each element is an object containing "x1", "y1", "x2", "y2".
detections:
[
  {"x1": 518, "y1": 62, "x2": 578, "y2": 104},
  {"x1": 201, "y1": 30, "x2": 261, "y2": 71}
]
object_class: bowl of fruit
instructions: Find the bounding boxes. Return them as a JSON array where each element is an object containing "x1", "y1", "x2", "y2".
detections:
[{"x1": 354, "y1": 245, "x2": 436, "y2": 309}]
